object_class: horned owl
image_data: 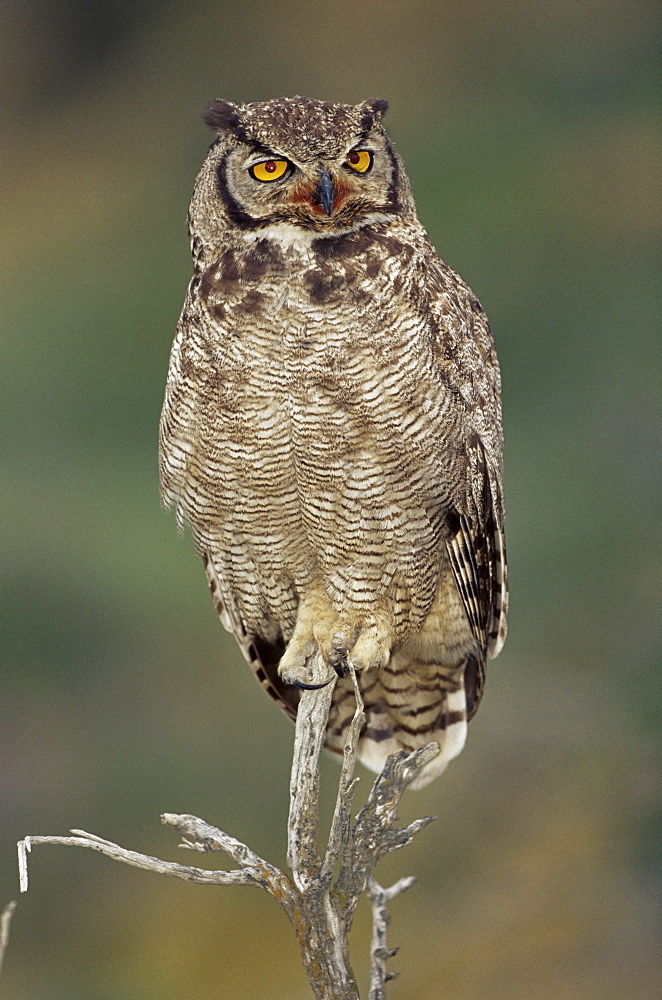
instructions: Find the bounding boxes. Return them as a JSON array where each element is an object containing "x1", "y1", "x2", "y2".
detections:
[{"x1": 159, "y1": 96, "x2": 507, "y2": 789}]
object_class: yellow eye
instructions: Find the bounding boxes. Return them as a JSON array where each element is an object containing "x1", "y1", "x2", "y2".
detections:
[
  {"x1": 250, "y1": 159, "x2": 289, "y2": 182},
  {"x1": 345, "y1": 150, "x2": 372, "y2": 173}
]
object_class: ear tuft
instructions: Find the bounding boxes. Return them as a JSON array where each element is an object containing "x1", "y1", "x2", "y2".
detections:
[
  {"x1": 359, "y1": 98, "x2": 389, "y2": 131},
  {"x1": 367, "y1": 98, "x2": 389, "y2": 119},
  {"x1": 201, "y1": 99, "x2": 243, "y2": 134}
]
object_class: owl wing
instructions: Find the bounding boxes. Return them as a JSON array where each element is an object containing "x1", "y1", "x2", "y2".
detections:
[
  {"x1": 421, "y1": 249, "x2": 509, "y2": 677},
  {"x1": 159, "y1": 290, "x2": 203, "y2": 533},
  {"x1": 159, "y1": 286, "x2": 301, "y2": 726},
  {"x1": 446, "y1": 435, "x2": 508, "y2": 659},
  {"x1": 202, "y1": 551, "x2": 299, "y2": 723}
]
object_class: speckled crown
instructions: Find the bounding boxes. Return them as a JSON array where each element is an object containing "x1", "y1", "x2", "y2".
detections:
[{"x1": 202, "y1": 95, "x2": 389, "y2": 161}]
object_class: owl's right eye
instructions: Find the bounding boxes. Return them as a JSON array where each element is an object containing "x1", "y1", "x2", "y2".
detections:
[{"x1": 250, "y1": 159, "x2": 290, "y2": 182}]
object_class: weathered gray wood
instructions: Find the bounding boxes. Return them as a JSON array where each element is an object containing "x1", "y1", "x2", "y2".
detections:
[
  {"x1": 17, "y1": 667, "x2": 438, "y2": 997},
  {"x1": 0, "y1": 900, "x2": 17, "y2": 978},
  {"x1": 367, "y1": 877, "x2": 417, "y2": 999}
]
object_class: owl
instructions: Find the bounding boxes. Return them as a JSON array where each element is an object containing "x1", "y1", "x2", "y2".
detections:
[{"x1": 159, "y1": 96, "x2": 507, "y2": 789}]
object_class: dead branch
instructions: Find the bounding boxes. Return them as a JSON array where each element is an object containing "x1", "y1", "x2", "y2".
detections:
[
  {"x1": 367, "y1": 877, "x2": 416, "y2": 1000},
  {"x1": 0, "y1": 900, "x2": 17, "y2": 979},
  {"x1": 17, "y1": 666, "x2": 438, "y2": 998}
]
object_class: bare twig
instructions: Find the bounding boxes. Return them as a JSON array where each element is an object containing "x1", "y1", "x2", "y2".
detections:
[
  {"x1": 0, "y1": 900, "x2": 17, "y2": 978},
  {"x1": 320, "y1": 665, "x2": 365, "y2": 886},
  {"x1": 367, "y1": 877, "x2": 416, "y2": 999},
  {"x1": 335, "y1": 742, "x2": 439, "y2": 920},
  {"x1": 287, "y1": 677, "x2": 337, "y2": 892},
  {"x1": 17, "y1": 670, "x2": 438, "y2": 999},
  {"x1": 285, "y1": 673, "x2": 360, "y2": 999},
  {"x1": 18, "y1": 831, "x2": 272, "y2": 891}
]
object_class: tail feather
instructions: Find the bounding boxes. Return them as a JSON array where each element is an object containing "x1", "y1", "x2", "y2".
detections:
[{"x1": 326, "y1": 651, "x2": 470, "y2": 790}]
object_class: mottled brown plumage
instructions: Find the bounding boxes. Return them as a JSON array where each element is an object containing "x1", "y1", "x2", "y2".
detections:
[{"x1": 160, "y1": 96, "x2": 507, "y2": 788}]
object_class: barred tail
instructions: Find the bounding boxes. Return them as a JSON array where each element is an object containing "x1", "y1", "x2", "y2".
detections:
[{"x1": 326, "y1": 651, "x2": 476, "y2": 790}]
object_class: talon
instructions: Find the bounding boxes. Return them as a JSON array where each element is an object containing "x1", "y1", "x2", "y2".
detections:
[
  {"x1": 333, "y1": 660, "x2": 348, "y2": 678},
  {"x1": 332, "y1": 631, "x2": 347, "y2": 653},
  {"x1": 292, "y1": 677, "x2": 334, "y2": 690}
]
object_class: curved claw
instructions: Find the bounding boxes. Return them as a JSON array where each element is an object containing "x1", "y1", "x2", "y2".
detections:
[{"x1": 292, "y1": 677, "x2": 334, "y2": 691}]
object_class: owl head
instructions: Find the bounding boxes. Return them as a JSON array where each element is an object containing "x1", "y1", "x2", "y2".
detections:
[{"x1": 189, "y1": 96, "x2": 415, "y2": 251}]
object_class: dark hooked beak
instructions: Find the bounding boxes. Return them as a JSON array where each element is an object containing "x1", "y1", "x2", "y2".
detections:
[{"x1": 316, "y1": 169, "x2": 334, "y2": 216}]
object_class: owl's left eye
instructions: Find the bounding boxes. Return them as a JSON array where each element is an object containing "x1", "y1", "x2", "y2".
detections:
[
  {"x1": 345, "y1": 150, "x2": 372, "y2": 174},
  {"x1": 250, "y1": 159, "x2": 290, "y2": 182}
]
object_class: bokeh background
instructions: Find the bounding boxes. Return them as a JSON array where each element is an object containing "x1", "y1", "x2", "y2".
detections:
[{"x1": 1, "y1": 2, "x2": 659, "y2": 998}]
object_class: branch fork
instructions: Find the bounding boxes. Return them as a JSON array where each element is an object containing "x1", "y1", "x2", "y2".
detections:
[{"x1": 17, "y1": 667, "x2": 438, "y2": 999}]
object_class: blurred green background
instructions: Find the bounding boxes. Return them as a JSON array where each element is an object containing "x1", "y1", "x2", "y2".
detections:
[{"x1": 1, "y1": 2, "x2": 659, "y2": 998}]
